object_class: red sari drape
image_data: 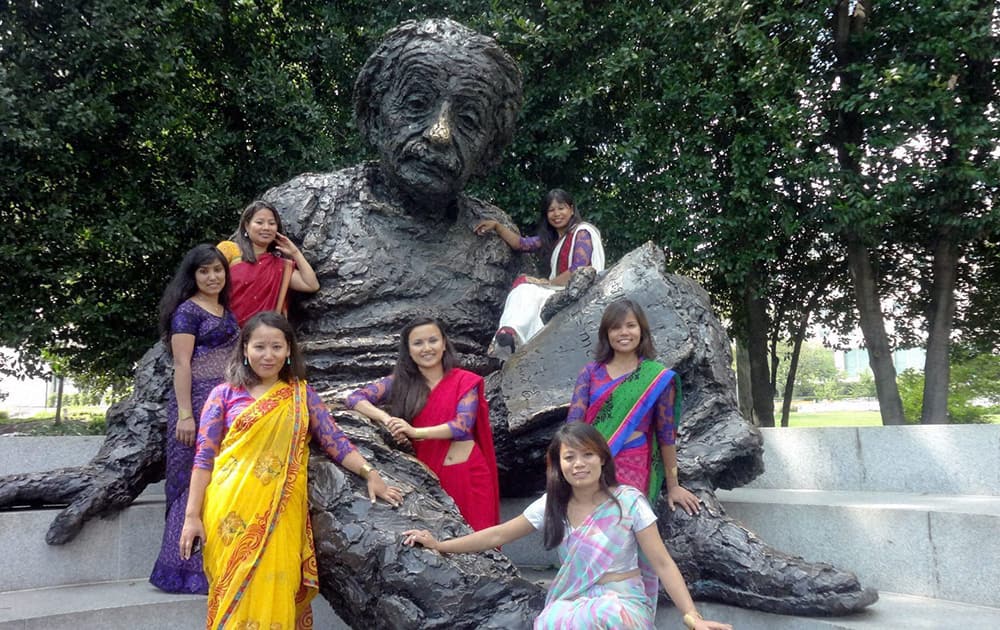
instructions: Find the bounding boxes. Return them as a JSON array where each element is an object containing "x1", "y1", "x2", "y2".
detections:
[
  {"x1": 411, "y1": 368, "x2": 500, "y2": 531},
  {"x1": 228, "y1": 252, "x2": 293, "y2": 327}
]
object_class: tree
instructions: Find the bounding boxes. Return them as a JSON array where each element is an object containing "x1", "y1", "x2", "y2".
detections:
[
  {"x1": 0, "y1": 0, "x2": 374, "y2": 383},
  {"x1": 825, "y1": 0, "x2": 999, "y2": 424}
]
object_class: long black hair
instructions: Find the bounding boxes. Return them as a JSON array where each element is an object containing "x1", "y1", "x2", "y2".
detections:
[
  {"x1": 226, "y1": 311, "x2": 307, "y2": 388},
  {"x1": 594, "y1": 298, "x2": 657, "y2": 364},
  {"x1": 229, "y1": 200, "x2": 287, "y2": 264},
  {"x1": 534, "y1": 188, "x2": 582, "y2": 276},
  {"x1": 158, "y1": 244, "x2": 231, "y2": 348},
  {"x1": 542, "y1": 423, "x2": 621, "y2": 550},
  {"x1": 388, "y1": 317, "x2": 458, "y2": 420}
]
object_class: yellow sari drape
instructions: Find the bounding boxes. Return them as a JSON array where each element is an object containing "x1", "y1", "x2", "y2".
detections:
[{"x1": 202, "y1": 380, "x2": 318, "y2": 630}]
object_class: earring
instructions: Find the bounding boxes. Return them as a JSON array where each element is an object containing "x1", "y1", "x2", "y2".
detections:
[
  {"x1": 243, "y1": 357, "x2": 248, "y2": 366},
  {"x1": 285, "y1": 357, "x2": 291, "y2": 366},
  {"x1": 243, "y1": 230, "x2": 249, "y2": 238}
]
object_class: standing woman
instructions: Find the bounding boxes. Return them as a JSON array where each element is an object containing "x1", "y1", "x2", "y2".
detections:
[
  {"x1": 217, "y1": 200, "x2": 320, "y2": 327},
  {"x1": 179, "y1": 312, "x2": 402, "y2": 629},
  {"x1": 346, "y1": 317, "x2": 500, "y2": 531},
  {"x1": 402, "y1": 424, "x2": 731, "y2": 630},
  {"x1": 475, "y1": 189, "x2": 605, "y2": 356},
  {"x1": 566, "y1": 298, "x2": 700, "y2": 515},
  {"x1": 150, "y1": 244, "x2": 239, "y2": 594}
]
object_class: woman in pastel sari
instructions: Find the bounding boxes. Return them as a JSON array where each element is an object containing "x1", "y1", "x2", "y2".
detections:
[
  {"x1": 179, "y1": 312, "x2": 402, "y2": 630},
  {"x1": 346, "y1": 317, "x2": 500, "y2": 531},
  {"x1": 566, "y1": 298, "x2": 700, "y2": 516},
  {"x1": 150, "y1": 244, "x2": 239, "y2": 594},
  {"x1": 402, "y1": 423, "x2": 732, "y2": 630},
  {"x1": 475, "y1": 188, "x2": 605, "y2": 357},
  {"x1": 216, "y1": 200, "x2": 320, "y2": 327}
]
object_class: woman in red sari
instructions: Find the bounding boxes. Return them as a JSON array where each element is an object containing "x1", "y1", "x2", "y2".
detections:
[
  {"x1": 346, "y1": 317, "x2": 500, "y2": 531},
  {"x1": 217, "y1": 200, "x2": 320, "y2": 327}
]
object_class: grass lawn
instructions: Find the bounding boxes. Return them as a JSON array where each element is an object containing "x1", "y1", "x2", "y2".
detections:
[
  {"x1": 0, "y1": 406, "x2": 107, "y2": 435},
  {"x1": 786, "y1": 411, "x2": 884, "y2": 427},
  {"x1": 786, "y1": 410, "x2": 1000, "y2": 427}
]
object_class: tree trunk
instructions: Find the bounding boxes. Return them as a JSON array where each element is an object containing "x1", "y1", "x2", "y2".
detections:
[
  {"x1": 845, "y1": 235, "x2": 906, "y2": 424},
  {"x1": 832, "y1": 0, "x2": 905, "y2": 425},
  {"x1": 736, "y1": 339, "x2": 754, "y2": 424},
  {"x1": 54, "y1": 376, "x2": 64, "y2": 425},
  {"x1": 744, "y1": 280, "x2": 775, "y2": 427},
  {"x1": 920, "y1": 229, "x2": 959, "y2": 424}
]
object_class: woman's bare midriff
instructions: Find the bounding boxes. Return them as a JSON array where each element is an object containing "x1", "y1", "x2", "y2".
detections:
[
  {"x1": 442, "y1": 439, "x2": 474, "y2": 465},
  {"x1": 597, "y1": 568, "x2": 641, "y2": 585}
]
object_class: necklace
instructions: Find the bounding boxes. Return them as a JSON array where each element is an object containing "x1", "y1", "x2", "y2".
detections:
[{"x1": 191, "y1": 295, "x2": 223, "y2": 317}]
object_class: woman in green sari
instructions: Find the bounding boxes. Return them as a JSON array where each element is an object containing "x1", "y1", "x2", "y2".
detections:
[{"x1": 565, "y1": 298, "x2": 700, "y2": 514}]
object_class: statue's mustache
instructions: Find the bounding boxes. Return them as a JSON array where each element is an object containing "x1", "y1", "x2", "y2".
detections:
[{"x1": 400, "y1": 138, "x2": 461, "y2": 174}]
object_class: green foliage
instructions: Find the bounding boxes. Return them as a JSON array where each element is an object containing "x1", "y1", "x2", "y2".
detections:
[
  {"x1": 1, "y1": 0, "x2": 365, "y2": 382},
  {"x1": 898, "y1": 354, "x2": 1000, "y2": 424},
  {"x1": 1, "y1": 0, "x2": 997, "y2": 393}
]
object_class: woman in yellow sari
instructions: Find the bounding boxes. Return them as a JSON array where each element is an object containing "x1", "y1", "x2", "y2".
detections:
[{"x1": 180, "y1": 311, "x2": 402, "y2": 630}]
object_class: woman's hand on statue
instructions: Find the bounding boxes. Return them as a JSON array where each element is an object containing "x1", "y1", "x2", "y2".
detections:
[
  {"x1": 473, "y1": 219, "x2": 498, "y2": 236},
  {"x1": 179, "y1": 516, "x2": 206, "y2": 560},
  {"x1": 175, "y1": 416, "x2": 197, "y2": 447},
  {"x1": 367, "y1": 470, "x2": 403, "y2": 507},
  {"x1": 694, "y1": 619, "x2": 733, "y2": 630},
  {"x1": 667, "y1": 484, "x2": 701, "y2": 516},
  {"x1": 386, "y1": 416, "x2": 415, "y2": 442},
  {"x1": 273, "y1": 232, "x2": 301, "y2": 258},
  {"x1": 401, "y1": 528, "x2": 439, "y2": 550}
]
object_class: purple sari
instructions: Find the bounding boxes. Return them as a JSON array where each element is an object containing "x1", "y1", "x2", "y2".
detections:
[{"x1": 149, "y1": 300, "x2": 238, "y2": 594}]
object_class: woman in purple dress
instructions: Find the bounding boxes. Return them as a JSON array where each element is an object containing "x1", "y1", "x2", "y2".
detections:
[{"x1": 149, "y1": 244, "x2": 239, "y2": 593}]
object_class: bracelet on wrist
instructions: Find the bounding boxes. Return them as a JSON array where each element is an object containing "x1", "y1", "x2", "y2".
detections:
[
  {"x1": 359, "y1": 463, "x2": 374, "y2": 480},
  {"x1": 668, "y1": 465, "x2": 679, "y2": 480},
  {"x1": 413, "y1": 427, "x2": 429, "y2": 440},
  {"x1": 682, "y1": 610, "x2": 703, "y2": 629}
]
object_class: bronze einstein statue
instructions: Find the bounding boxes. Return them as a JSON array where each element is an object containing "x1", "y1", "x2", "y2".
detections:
[{"x1": 0, "y1": 17, "x2": 876, "y2": 628}]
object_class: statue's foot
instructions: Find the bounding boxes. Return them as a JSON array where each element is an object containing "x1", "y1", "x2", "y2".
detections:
[{"x1": 663, "y1": 502, "x2": 878, "y2": 616}]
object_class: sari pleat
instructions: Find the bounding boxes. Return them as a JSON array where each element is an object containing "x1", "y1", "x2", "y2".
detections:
[{"x1": 202, "y1": 381, "x2": 317, "y2": 630}]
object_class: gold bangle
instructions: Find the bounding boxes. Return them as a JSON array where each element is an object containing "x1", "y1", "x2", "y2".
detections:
[
  {"x1": 682, "y1": 610, "x2": 702, "y2": 629},
  {"x1": 413, "y1": 427, "x2": 429, "y2": 440},
  {"x1": 359, "y1": 463, "x2": 374, "y2": 480},
  {"x1": 668, "y1": 466, "x2": 679, "y2": 479}
]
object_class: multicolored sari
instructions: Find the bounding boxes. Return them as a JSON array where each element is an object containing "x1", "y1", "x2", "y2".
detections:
[
  {"x1": 585, "y1": 361, "x2": 681, "y2": 502},
  {"x1": 202, "y1": 380, "x2": 318, "y2": 630},
  {"x1": 534, "y1": 486, "x2": 658, "y2": 630},
  {"x1": 411, "y1": 368, "x2": 500, "y2": 531}
]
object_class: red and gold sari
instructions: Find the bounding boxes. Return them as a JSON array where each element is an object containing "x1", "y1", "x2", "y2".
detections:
[
  {"x1": 202, "y1": 380, "x2": 318, "y2": 630},
  {"x1": 218, "y1": 241, "x2": 294, "y2": 327}
]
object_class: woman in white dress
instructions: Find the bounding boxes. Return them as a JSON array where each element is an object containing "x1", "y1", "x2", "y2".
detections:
[{"x1": 475, "y1": 189, "x2": 605, "y2": 357}]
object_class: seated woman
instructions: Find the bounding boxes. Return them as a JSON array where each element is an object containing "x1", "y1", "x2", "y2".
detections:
[
  {"x1": 179, "y1": 312, "x2": 402, "y2": 629},
  {"x1": 217, "y1": 200, "x2": 320, "y2": 327},
  {"x1": 346, "y1": 317, "x2": 500, "y2": 531},
  {"x1": 402, "y1": 423, "x2": 731, "y2": 630},
  {"x1": 475, "y1": 189, "x2": 604, "y2": 356},
  {"x1": 150, "y1": 244, "x2": 239, "y2": 594},
  {"x1": 567, "y1": 298, "x2": 700, "y2": 515}
]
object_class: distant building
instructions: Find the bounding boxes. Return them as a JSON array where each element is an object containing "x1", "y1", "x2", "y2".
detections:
[{"x1": 836, "y1": 347, "x2": 926, "y2": 379}]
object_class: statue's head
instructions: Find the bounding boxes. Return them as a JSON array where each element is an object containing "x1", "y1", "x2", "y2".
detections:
[{"x1": 355, "y1": 19, "x2": 523, "y2": 207}]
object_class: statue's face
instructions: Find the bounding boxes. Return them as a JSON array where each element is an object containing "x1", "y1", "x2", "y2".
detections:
[{"x1": 376, "y1": 46, "x2": 500, "y2": 204}]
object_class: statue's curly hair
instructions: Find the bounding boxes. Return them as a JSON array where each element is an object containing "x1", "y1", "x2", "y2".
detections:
[{"x1": 354, "y1": 18, "x2": 523, "y2": 176}]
